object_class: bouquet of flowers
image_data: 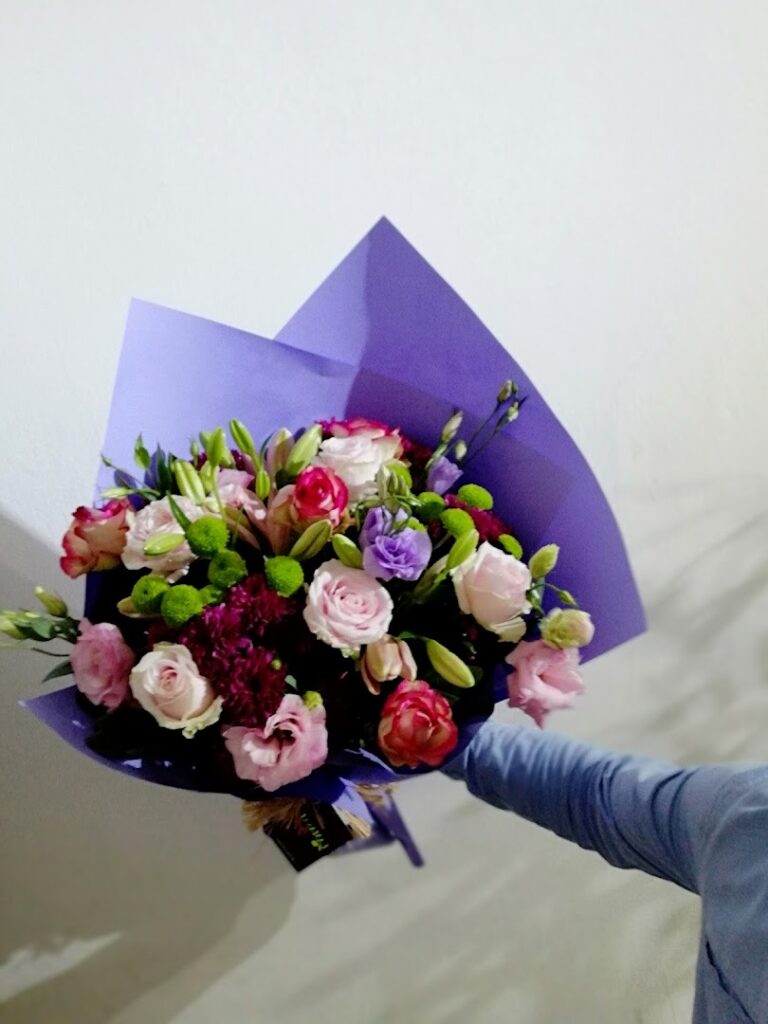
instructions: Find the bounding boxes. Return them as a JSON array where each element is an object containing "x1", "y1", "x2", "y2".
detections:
[{"x1": 3, "y1": 220, "x2": 645, "y2": 868}]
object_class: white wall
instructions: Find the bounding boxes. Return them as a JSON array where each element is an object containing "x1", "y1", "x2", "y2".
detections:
[{"x1": 1, "y1": 3, "x2": 766, "y2": 1022}]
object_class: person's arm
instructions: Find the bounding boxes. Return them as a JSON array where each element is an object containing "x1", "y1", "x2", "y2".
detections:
[{"x1": 443, "y1": 720, "x2": 741, "y2": 892}]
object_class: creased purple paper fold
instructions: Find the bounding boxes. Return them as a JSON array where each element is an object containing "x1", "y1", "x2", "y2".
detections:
[{"x1": 23, "y1": 218, "x2": 645, "y2": 866}]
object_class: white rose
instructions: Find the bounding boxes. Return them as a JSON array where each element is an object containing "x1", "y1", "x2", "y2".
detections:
[
  {"x1": 452, "y1": 541, "x2": 532, "y2": 642},
  {"x1": 129, "y1": 644, "x2": 222, "y2": 738},
  {"x1": 314, "y1": 433, "x2": 401, "y2": 502},
  {"x1": 121, "y1": 497, "x2": 204, "y2": 581}
]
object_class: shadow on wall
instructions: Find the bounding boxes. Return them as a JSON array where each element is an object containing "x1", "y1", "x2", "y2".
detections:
[
  {"x1": 0, "y1": 513, "x2": 297, "y2": 1024},
  {"x1": 601, "y1": 501, "x2": 768, "y2": 764}
]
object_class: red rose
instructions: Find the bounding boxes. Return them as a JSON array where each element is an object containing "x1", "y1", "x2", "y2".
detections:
[
  {"x1": 378, "y1": 679, "x2": 458, "y2": 769},
  {"x1": 60, "y1": 499, "x2": 131, "y2": 578},
  {"x1": 292, "y1": 466, "x2": 349, "y2": 528}
]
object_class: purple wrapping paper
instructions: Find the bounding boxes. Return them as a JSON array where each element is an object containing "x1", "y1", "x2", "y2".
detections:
[{"x1": 23, "y1": 219, "x2": 645, "y2": 864}]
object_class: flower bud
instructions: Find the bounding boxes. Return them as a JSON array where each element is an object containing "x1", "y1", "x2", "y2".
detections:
[
  {"x1": 540, "y1": 608, "x2": 594, "y2": 649},
  {"x1": 453, "y1": 440, "x2": 467, "y2": 462},
  {"x1": 255, "y1": 467, "x2": 272, "y2": 501},
  {"x1": 0, "y1": 614, "x2": 23, "y2": 639},
  {"x1": 289, "y1": 518, "x2": 332, "y2": 561},
  {"x1": 229, "y1": 419, "x2": 258, "y2": 462},
  {"x1": 440, "y1": 411, "x2": 464, "y2": 444},
  {"x1": 266, "y1": 428, "x2": 293, "y2": 477},
  {"x1": 446, "y1": 527, "x2": 479, "y2": 571},
  {"x1": 34, "y1": 586, "x2": 68, "y2": 617},
  {"x1": 497, "y1": 379, "x2": 517, "y2": 404},
  {"x1": 284, "y1": 425, "x2": 323, "y2": 477},
  {"x1": 360, "y1": 635, "x2": 417, "y2": 694},
  {"x1": 332, "y1": 534, "x2": 363, "y2": 568},
  {"x1": 303, "y1": 690, "x2": 323, "y2": 711},
  {"x1": 143, "y1": 533, "x2": 186, "y2": 557},
  {"x1": 425, "y1": 639, "x2": 475, "y2": 688},
  {"x1": 528, "y1": 543, "x2": 559, "y2": 578},
  {"x1": 173, "y1": 460, "x2": 206, "y2": 504}
]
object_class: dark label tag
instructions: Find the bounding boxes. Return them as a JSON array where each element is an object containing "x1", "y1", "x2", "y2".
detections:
[{"x1": 264, "y1": 802, "x2": 353, "y2": 871}]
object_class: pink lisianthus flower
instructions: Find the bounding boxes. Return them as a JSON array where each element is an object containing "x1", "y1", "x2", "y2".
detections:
[
  {"x1": 378, "y1": 679, "x2": 458, "y2": 768},
  {"x1": 60, "y1": 499, "x2": 131, "y2": 578},
  {"x1": 121, "y1": 496, "x2": 204, "y2": 581},
  {"x1": 223, "y1": 694, "x2": 328, "y2": 791},
  {"x1": 70, "y1": 618, "x2": 135, "y2": 709},
  {"x1": 506, "y1": 639, "x2": 585, "y2": 727}
]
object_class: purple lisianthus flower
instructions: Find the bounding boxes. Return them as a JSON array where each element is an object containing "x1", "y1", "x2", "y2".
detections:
[
  {"x1": 360, "y1": 506, "x2": 407, "y2": 548},
  {"x1": 427, "y1": 456, "x2": 462, "y2": 496},
  {"x1": 363, "y1": 527, "x2": 432, "y2": 582}
]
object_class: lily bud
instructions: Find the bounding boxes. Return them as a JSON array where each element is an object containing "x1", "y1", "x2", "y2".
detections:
[
  {"x1": 425, "y1": 639, "x2": 475, "y2": 688},
  {"x1": 284, "y1": 425, "x2": 322, "y2": 477},
  {"x1": 446, "y1": 527, "x2": 479, "y2": 571},
  {"x1": 332, "y1": 534, "x2": 364, "y2": 568},
  {"x1": 33, "y1": 587, "x2": 68, "y2": 618},
  {"x1": 289, "y1": 518, "x2": 332, "y2": 561},
  {"x1": 173, "y1": 460, "x2": 206, "y2": 504}
]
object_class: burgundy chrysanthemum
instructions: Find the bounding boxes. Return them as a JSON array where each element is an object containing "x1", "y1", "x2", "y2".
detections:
[
  {"x1": 443, "y1": 495, "x2": 510, "y2": 544},
  {"x1": 179, "y1": 573, "x2": 299, "y2": 725}
]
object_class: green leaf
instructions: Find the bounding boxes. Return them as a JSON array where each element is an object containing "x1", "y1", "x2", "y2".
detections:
[
  {"x1": 42, "y1": 658, "x2": 73, "y2": 683},
  {"x1": 167, "y1": 493, "x2": 191, "y2": 530},
  {"x1": 134, "y1": 434, "x2": 151, "y2": 470}
]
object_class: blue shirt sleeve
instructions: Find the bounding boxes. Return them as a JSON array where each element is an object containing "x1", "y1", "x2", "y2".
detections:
[
  {"x1": 443, "y1": 720, "x2": 741, "y2": 892},
  {"x1": 444, "y1": 721, "x2": 768, "y2": 1021}
]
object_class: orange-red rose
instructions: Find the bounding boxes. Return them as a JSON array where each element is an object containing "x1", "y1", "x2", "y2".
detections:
[{"x1": 378, "y1": 679, "x2": 458, "y2": 768}]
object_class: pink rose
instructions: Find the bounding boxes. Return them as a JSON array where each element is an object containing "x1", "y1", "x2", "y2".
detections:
[
  {"x1": 303, "y1": 559, "x2": 393, "y2": 652},
  {"x1": 223, "y1": 694, "x2": 328, "y2": 791},
  {"x1": 60, "y1": 499, "x2": 131, "y2": 578},
  {"x1": 121, "y1": 497, "x2": 204, "y2": 580},
  {"x1": 292, "y1": 466, "x2": 349, "y2": 528},
  {"x1": 129, "y1": 643, "x2": 222, "y2": 737},
  {"x1": 451, "y1": 541, "x2": 532, "y2": 642},
  {"x1": 378, "y1": 679, "x2": 458, "y2": 768},
  {"x1": 506, "y1": 639, "x2": 585, "y2": 726},
  {"x1": 315, "y1": 429, "x2": 404, "y2": 502},
  {"x1": 360, "y1": 635, "x2": 417, "y2": 695},
  {"x1": 70, "y1": 618, "x2": 135, "y2": 709}
]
